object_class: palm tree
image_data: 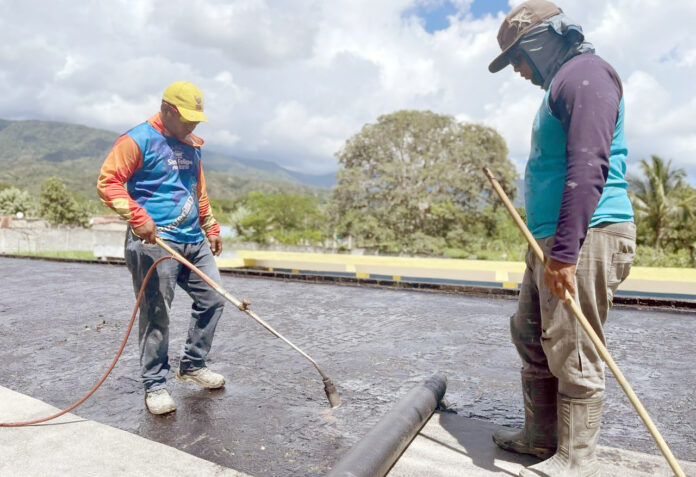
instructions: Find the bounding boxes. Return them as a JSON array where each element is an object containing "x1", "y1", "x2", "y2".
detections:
[{"x1": 628, "y1": 155, "x2": 694, "y2": 248}]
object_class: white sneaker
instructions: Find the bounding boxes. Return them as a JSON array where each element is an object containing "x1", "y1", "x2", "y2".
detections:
[
  {"x1": 175, "y1": 367, "x2": 225, "y2": 389},
  {"x1": 145, "y1": 389, "x2": 176, "y2": 415}
]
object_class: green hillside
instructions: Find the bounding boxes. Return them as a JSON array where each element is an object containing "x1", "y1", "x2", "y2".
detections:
[
  {"x1": 0, "y1": 118, "x2": 328, "y2": 200},
  {"x1": 0, "y1": 119, "x2": 117, "y2": 163},
  {"x1": 205, "y1": 171, "x2": 325, "y2": 199}
]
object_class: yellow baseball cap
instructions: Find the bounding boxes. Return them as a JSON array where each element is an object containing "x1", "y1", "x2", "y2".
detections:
[{"x1": 162, "y1": 81, "x2": 208, "y2": 122}]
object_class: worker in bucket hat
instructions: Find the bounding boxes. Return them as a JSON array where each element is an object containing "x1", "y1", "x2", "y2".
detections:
[
  {"x1": 488, "y1": 2, "x2": 636, "y2": 476},
  {"x1": 98, "y1": 81, "x2": 226, "y2": 415}
]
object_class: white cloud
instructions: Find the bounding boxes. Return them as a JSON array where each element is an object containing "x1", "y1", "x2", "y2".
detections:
[
  {"x1": 263, "y1": 100, "x2": 352, "y2": 159},
  {"x1": 0, "y1": 0, "x2": 694, "y2": 180},
  {"x1": 55, "y1": 55, "x2": 82, "y2": 80},
  {"x1": 624, "y1": 70, "x2": 696, "y2": 171},
  {"x1": 211, "y1": 129, "x2": 242, "y2": 149},
  {"x1": 159, "y1": 0, "x2": 318, "y2": 67},
  {"x1": 483, "y1": 87, "x2": 540, "y2": 170},
  {"x1": 71, "y1": 94, "x2": 159, "y2": 130}
]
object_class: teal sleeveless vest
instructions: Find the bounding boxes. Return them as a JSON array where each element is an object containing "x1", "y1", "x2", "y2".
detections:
[
  {"x1": 524, "y1": 88, "x2": 634, "y2": 238},
  {"x1": 126, "y1": 121, "x2": 204, "y2": 243}
]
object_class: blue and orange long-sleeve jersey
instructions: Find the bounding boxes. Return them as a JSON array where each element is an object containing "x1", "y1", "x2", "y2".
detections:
[{"x1": 97, "y1": 113, "x2": 220, "y2": 243}]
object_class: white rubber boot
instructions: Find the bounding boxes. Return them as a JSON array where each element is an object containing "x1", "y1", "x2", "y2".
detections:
[
  {"x1": 493, "y1": 375, "x2": 558, "y2": 459},
  {"x1": 519, "y1": 394, "x2": 602, "y2": 477},
  {"x1": 145, "y1": 389, "x2": 176, "y2": 415}
]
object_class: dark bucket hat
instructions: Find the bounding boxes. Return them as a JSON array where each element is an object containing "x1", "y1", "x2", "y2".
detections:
[{"x1": 488, "y1": 0, "x2": 562, "y2": 73}]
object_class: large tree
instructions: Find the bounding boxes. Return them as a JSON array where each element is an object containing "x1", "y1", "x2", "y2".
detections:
[
  {"x1": 329, "y1": 110, "x2": 517, "y2": 253},
  {"x1": 38, "y1": 177, "x2": 89, "y2": 227},
  {"x1": 234, "y1": 191, "x2": 325, "y2": 245},
  {"x1": 629, "y1": 155, "x2": 695, "y2": 248}
]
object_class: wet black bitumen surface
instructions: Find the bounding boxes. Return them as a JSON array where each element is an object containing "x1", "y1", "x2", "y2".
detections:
[{"x1": 1, "y1": 257, "x2": 695, "y2": 475}]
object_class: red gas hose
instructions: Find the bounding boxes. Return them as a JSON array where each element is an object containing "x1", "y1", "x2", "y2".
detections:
[{"x1": 1, "y1": 255, "x2": 178, "y2": 427}]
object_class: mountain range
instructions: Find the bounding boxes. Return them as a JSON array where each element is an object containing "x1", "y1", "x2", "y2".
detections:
[{"x1": 0, "y1": 118, "x2": 335, "y2": 199}]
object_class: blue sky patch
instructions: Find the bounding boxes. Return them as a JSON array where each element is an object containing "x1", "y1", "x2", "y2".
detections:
[
  {"x1": 470, "y1": 0, "x2": 510, "y2": 18},
  {"x1": 408, "y1": 0, "x2": 511, "y2": 33},
  {"x1": 410, "y1": 1, "x2": 458, "y2": 33},
  {"x1": 658, "y1": 46, "x2": 680, "y2": 64}
]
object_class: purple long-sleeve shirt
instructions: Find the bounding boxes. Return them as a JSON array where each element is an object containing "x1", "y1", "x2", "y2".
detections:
[{"x1": 547, "y1": 52, "x2": 623, "y2": 264}]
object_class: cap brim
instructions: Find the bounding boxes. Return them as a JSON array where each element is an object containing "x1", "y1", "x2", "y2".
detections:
[
  {"x1": 178, "y1": 108, "x2": 208, "y2": 122},
  {"x1": 489, "y1": 45, "x2": 515, "y2": 73}
]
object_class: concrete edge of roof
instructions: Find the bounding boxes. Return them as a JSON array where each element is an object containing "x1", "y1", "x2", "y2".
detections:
[{"x1": 3, "y1": 254, "x2": 695, "y2": 312}]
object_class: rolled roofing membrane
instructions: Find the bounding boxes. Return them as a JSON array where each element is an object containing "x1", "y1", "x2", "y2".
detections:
[{"x1": 327, "y1": 375, "x2": 447, "y2": 477}]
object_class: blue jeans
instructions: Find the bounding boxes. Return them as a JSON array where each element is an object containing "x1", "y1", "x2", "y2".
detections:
[{"x1": 124, "y1": 231, "x2": 225, "y2": 392}]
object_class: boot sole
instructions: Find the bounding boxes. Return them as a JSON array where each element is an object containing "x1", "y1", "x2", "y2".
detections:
[
  {"x1": 492, "y1": 434, "x2": 555, "y2": 459},
  {"x1": 146, "y1": 404, "x2": 177, "y2": 415}
]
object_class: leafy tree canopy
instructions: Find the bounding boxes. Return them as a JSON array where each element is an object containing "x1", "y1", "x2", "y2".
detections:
[
  {"x1": 329, "y1": 110, "x2": 517, "y2": 253},
  {"x1": 234, "y1": 191, "x2": 325, "y2": 245},
  {"x1": 38, "y1": 177, "x2": 89, "y2": 227},
  {"x1": 0, "y1": 187, "x2": 35, "y2": 216},
  {"x1": 629, "y1": 155, "x2": 696, "y2": 249}
]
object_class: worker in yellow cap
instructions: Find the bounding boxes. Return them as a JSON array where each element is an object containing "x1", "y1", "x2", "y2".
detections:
[{"x1": 98, "y1": 81, "x2": 226, "y2": 415}]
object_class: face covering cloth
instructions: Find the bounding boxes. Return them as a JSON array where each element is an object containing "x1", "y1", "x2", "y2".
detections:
[{"x1": 516, "y1": 13, "x2": 595, "y2": 89}]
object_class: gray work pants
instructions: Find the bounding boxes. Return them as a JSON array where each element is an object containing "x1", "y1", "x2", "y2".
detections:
[
  {"x1": 511, "y1": 222, "x2": 636, "y2": 399},
  {"x1": 124, "y1": 231, "x2": 225, "y2": 392}
]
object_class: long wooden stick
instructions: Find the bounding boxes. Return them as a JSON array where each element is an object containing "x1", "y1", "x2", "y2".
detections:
[
  {"x1": 154, "y1": 238, "x2": 323, "y2": 375},
  {"x1": 154, "y1": 237, "x2": 342, "y2": 408},
  {"x1": 483, "y1": 167, "x2": 685, "y2": 477}
]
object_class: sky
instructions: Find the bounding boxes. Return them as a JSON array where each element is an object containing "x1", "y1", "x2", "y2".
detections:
[{"x1": 1, "y1": 0, "x2": 695, "y2": 181}]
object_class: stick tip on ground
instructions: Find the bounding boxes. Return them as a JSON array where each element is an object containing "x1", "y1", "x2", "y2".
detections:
[{"x1": 323, "y1": 378, "x2": 342, "y2": 408}]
